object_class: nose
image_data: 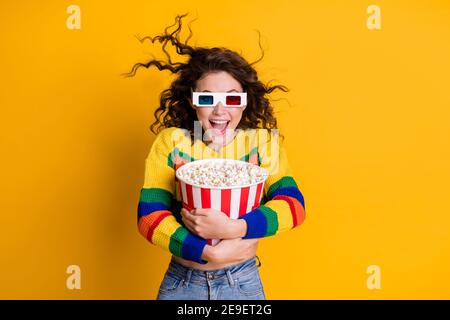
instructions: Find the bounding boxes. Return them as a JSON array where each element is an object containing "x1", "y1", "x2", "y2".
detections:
[{"x1": 212, "y1": 102, "x2": 226, "y2": 115}]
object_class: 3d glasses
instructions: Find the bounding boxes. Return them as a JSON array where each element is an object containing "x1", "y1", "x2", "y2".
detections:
[{"x1": 192, "y1": 91, "x2": 247, "y2": 108}]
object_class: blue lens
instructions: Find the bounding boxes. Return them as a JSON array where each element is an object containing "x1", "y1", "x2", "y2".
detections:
[{"x1": 198, "y1": 95, "x2": 214, "y2": 105}]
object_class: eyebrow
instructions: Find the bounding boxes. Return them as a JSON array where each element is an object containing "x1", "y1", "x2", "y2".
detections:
[{"x1": 201, "y1": 89, "x2": 240, "y2": 93}]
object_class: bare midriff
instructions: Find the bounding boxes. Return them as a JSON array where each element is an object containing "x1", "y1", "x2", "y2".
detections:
[{"x1": 171, "y1": 244, "x2": 258, "y2": 270}]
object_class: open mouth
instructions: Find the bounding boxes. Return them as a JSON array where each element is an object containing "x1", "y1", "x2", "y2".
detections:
[{"x1": 209, "y1": 119, "x2": 230, "y2": 135}]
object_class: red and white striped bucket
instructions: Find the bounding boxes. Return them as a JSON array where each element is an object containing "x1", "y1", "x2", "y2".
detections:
[{"x1": 176, "y1": 159, "x2": 268, "y2": 246}]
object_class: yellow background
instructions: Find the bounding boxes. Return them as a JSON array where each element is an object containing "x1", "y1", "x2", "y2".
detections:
[{"x1": 1, "y1": 0, "x2": 449, "y2": 299}]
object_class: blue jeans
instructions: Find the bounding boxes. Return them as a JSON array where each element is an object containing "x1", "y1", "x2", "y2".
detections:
[{"x1": 156, "y1": 256, "x2": 266, "y2": 300}]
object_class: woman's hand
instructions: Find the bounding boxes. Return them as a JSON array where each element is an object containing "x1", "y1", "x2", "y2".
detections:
[
  {"x1": 181, "y1": 208, "x2": 247, "y2": 240},
  {"x1": 205, "y1": 238, "x2": 259, "y2": 264}
]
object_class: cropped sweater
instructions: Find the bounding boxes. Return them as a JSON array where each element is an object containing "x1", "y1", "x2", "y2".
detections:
[{"x1": 137, "y1": 127, "x2": 306, "y2": 264}]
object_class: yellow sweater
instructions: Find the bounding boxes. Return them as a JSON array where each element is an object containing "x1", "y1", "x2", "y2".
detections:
[{"x1": 137, "y1": 127, "x2": 306, "y2": 264}]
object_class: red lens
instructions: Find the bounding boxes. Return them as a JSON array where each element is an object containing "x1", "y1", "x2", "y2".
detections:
[{"x1": 225, "y1": 95, "x2": 241, "y2": 105}]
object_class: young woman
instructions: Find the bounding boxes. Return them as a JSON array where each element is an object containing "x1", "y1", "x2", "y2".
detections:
[{"x1": 125, "y1": 13, "x2": 306, "y2": 300}]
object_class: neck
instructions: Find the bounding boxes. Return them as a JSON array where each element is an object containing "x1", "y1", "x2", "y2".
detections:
[{"x1": 207, "y1": 129, "x2": 238, "y2": 151}]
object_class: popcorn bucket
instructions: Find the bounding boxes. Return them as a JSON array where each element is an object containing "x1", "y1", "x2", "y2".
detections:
[{"x1": 175, "y1": 159, "x2": 269, "y2": 246}]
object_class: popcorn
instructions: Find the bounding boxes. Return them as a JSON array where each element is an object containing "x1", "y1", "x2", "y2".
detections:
[
  {"x1": 176, "y1": 159, "x2": 269, "y2": 246},
  {"x1": 176, "y1": 159, "x2": 267, "y2": 188}
]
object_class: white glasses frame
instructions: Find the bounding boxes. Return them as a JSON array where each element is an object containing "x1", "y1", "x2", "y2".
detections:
[{"x1": 192, "y1": 91, "x2": 247, "y2": 108}]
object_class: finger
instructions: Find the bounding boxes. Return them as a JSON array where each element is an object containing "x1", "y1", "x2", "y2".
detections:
[
  {"x1": 180, "y1": 209, "x2": 188, "y2": 221},
  {"x1": 182, "y1": 210, "x2": 197, "y2": 223},
  {"x1": 181, "y1": 210, "x2": 188, "y2": 221},
  {"x1": 182, "y1": 217, "x2": 196, "y2": 233},
  {"x1": 182, "y1": 211, "x2": 198, "y2": 224},
  {"x1": 186, "y1": 221, "x2": 200, "y2": 236},
  {"x1": 191, "y1": 208, "x2": 208, "y2": 216}
]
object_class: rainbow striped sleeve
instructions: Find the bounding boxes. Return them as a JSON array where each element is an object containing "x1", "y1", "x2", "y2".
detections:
[
  {"x1": 137, "y1": 128, "x2": 208, "y2": 264},
  {"x1": 240, "y1": 144, "x2": 306, "y2": 238}
]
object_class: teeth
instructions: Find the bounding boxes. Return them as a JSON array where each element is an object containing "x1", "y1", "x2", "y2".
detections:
[{"x1": 210, "y1": 120, "x2": 228, "y2": 124}]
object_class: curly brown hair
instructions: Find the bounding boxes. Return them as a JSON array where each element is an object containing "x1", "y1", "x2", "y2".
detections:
[{"x1": 122, "y1": 13, "x2": 288, "y2": 140}]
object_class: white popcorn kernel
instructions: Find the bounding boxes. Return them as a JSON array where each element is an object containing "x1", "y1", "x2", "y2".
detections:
[{"x1": 177, "y1": 159, "x2": 267, "y2": 188}]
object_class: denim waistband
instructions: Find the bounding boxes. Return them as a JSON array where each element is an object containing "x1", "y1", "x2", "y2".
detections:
[{"x1": 167, "y1": 256, "x2": 261, "y2": 287}]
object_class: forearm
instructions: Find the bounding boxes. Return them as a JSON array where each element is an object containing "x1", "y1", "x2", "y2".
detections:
[
  {"x1": 239, "y1": 195, "x2": 305, "y2": 239},
  {"x1": 138, "y1": 213, "x2": 208, "y2": 264},
  {"x1": 201, "y1": 238, "x2": 259, "y2": 264},
  {"x1": 138, "y1": 189, "x2": 208, "y2": 264},
  {"x1": 226, "y1": 219, "x2": 247, "y2": 239},
  {"x1": 180, "y1": 208, "x2": 248, "y2": 240},
  {"x1": 201, "y1": 245, "x2": 216, "y2": 262},
  {"x1": 198, "y1": 218, "x2": 247, "y2": 240}
]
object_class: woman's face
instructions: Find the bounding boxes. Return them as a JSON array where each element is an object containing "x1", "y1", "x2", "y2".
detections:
[{"x1": 191, "y1": 70, "x2": 246, "y2": 144}]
